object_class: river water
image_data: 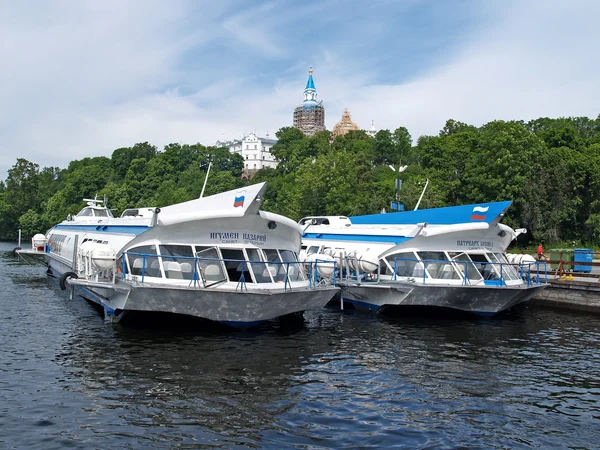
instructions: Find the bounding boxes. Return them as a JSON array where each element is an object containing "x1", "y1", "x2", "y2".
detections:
[{"x1": 1, "y1": 241, "x2": 599, "y2": 449}]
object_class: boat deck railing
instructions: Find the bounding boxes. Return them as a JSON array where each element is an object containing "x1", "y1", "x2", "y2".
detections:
[
  {"x1": 121, "y1": 251, "x2": 336, "y2": 291},
  {"x1": 337, "y1": 256, "x2": 548, "y2": 287}
]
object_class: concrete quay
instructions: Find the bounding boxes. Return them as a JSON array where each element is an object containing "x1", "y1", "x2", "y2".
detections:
[
  {"x1": 532, "y1": 278, "x2": 600, "y2": 313},
  {"x1": 529, "y1": 256, "x2": 600, "y2": 313}
]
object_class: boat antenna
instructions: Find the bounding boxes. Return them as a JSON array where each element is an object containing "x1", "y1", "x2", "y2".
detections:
[
  {"x1": 199, "y1": 161, "x2": 212, "y2": 198},
  {"x1": 414, "y1": 179, "x2": 429, "y2": 211}
]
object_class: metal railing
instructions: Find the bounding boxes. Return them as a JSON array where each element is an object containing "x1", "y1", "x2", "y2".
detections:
[
  {"x1": 121, "y1": 251, "x2": 336, "y2": 291},
  {"x1": 335, "y1": 255, "x2": 547, "y2": 287},
  {"x1": 514, "y1": 250, "x2": 599, "y2": 278}
]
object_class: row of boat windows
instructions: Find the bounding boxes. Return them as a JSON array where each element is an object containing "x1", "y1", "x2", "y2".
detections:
[
  {"x1": 123, "y1": 244, "x2": 304, "y2": 284},
  {"x1": 304, "y1": 246, "x2": 520, "y2": 281},
  {"x1": 48, "y1": 234, "x2": 69, "y2": 254},
  {"x1": 379, "y1": 251, "x2": 520, "y2": 281},
  {"x1": 82, "y1": 238, "x2": 108, "y2": 245}
]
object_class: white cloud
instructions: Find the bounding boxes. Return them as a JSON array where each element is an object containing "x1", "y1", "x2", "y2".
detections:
[
  {"x1": 0, "y1": 0, "x2": 598, "y2": 180},
  {"x1": 341, "y1": 1, "x2": 600, "y2": 140}
]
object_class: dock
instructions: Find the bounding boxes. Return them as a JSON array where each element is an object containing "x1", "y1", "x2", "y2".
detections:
[
  {"x1": 533, "y1": 277, "x2": 600, "y2": 312},
  {"x1": 521, "y1": 250, "x2": 600, "y2": 313}
]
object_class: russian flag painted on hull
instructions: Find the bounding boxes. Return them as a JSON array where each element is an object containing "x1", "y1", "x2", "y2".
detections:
[
  {"x1": 233, "y1": 191, "x2": 245, "y2": 208},
  {"x1": 470, "y1": 206, "x2": 489, "y2": 221}
]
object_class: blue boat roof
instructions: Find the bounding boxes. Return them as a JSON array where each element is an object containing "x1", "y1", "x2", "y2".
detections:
[{"x1": 349, "y1": 201, "x2": 512, "y2": 226}]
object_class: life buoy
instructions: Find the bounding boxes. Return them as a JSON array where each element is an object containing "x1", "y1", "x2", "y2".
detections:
[{"x1": 59, "y1": 271, "x2": 78, "y2": 291}]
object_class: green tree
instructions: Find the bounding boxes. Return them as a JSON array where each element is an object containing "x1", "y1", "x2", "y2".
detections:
[
  {"x1": 19, "y1": 209, "x2": 48, "y2": 239},
  {"x1": 111, "y1": 142, "x2": 157, "y2": 180},
  {"x1": 6, "y1": 158, "x2": 40, "y2": 217}
]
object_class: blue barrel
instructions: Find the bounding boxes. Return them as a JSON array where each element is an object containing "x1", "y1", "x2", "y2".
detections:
[{"x1": 573, "y1": 248, "x2": 594, "y2": 273}]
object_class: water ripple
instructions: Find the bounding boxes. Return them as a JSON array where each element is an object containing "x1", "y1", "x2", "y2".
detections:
[{"x1": 1, "y1": 242, "x2": 600, "y2": 449}]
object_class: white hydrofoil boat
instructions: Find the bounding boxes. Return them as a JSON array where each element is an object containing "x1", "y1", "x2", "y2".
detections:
[
  {"x1": 300, "y1": 201, "x2": 548, "y2": 316},
  {"x1": 18, "y1": 183, "x2": 339, "y2": 328}
]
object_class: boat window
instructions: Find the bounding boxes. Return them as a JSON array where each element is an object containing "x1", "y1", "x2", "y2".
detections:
[
  {"x1": 264, "y1": 249, "x2": 281, "y2": 263},
  {"x1": 306, "y1": 246, "x2": 320, "y2": 256},
  {"x1": 116, "y1": 256, "x2": 123, "y2": 277},
  {"x1": 470, "y1": 253, "x2": 500, "y2": 281},
  {"x1": 160, "y1": 245, "x2": 194, "y2": 280},
  {"x1": 450, "y1": 252, "x2": 483, "y2": 281},
  {"x1": 246, "y1": 248, "x2": 272, "y2": 283},
  {"x1": 279, "y1": 250, "x2": 304, "y2": 281},
  {"x1": 196, "y1": 247, "x2": 227, "y2": 284},
  {"x1": 92, "y1": 209, "x2": 111, "y2": 217},
  {"x1": 417, "y1": 251, "x2": 453, "y2": 279},
  {"x1": 263, "y1": 249, "x2": 285, "y2": 282},
  {"x1": 379, "y1": 258, "x2": 394, "y2": 276},
  {"x1": 77, "y1": 208, "x2": 93, "y2": 217},
  {"x1": 195, "y1": 246, "x2": 210, "y2": 254},
  {"x1": 220, "y1": 248, "x2": 253, "y2": 283},
  {"x1": 121, "y1": 209, "x2": 139, "y2": 217},
  {"x1": 490, "y1": 253, "x2": 519, "y2": 280},
  {"x1": 127, "y1": 245, "x2": 159, "y2": 277},
  {"x1": 385, "y1": 252, "x2": 418, "y2": 277}
]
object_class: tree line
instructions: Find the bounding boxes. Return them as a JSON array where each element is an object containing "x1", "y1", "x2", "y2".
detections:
[{"x1": 2, "y1": 115, "x2": 600, "y2": 248}]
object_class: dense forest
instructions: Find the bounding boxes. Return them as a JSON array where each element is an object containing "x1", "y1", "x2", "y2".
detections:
[{"x1": 2, "y1": 116, "x2": 600, "y2": 248}]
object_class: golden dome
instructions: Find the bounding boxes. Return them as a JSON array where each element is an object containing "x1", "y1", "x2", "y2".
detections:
[{"x1": 332, "y1": 108, "x2": 360, "y2": 138}]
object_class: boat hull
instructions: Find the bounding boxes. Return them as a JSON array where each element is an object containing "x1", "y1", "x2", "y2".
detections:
[
  {"x1": 50, "y1": 262, "x2": 337, "y2": 327},
  {"x1": 339, "y1": 281, "x2": 547, "y2": 316}
]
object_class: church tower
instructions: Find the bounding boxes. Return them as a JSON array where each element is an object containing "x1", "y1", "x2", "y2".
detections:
[
  {"x1": 332, "y1": 108, "x2": 360, "y2": 138},
  {"x1": 293, "y1": 66, "x2": 326, "y2": 136}
]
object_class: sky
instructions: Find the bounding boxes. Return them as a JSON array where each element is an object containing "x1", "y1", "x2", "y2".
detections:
[{"x1": 1, "y1": 0, "x2": 599, "y2": 180}]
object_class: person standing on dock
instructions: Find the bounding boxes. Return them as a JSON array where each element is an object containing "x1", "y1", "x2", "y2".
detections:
[{"x1": 537, "y1": 243, "x2": 545, "y2": 260}]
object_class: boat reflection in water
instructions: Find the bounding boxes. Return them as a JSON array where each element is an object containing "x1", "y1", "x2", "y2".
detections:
[
  {"x1": 300, "y1": 200, "x2": 548, "y2": 316},
  {"x1": 53, "y1": 319, "x2": 335, "y2": 444},
  {"x1": 18, "y1": 183, "x2": 338, "y2": 328}
]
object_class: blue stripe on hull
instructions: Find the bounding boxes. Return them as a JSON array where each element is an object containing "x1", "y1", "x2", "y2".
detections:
[
  {"x1": 342, "y1": 298, "x2": 381, "y2": 311},
  {"x1": 303, "y1": 233, "x2": 410, "y2": 244},
  {"x1": 53, "y1": 224, "x2": 150, "y2": 235}
]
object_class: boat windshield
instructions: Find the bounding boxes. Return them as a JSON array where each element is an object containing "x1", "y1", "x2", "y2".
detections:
[
  {"x1": 126, "y1": 245, "x2": 160, "y2": 277},
  {"x1": 490, "y1": 252, "x2": 520, "y2": 280},
  {"x1": 449, "y1": 252, "x2": 483, "y2": 281},
  {"x1": 76, "y1": 207, "x2": 113, "y2": 218},
  {"x1": 417, "y1": 251, "x2": 461, "y2": 280},
  {"x1": 124, "y1": 244, "x2": 304, "y2": 284},
  {"x1": 382, "y1": 252, "x2": 418, "y2": 277}
]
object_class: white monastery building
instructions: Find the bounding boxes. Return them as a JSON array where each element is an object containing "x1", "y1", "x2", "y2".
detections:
[{"x1": 216, "y1": 132, "x2": 277, "y2": 178}]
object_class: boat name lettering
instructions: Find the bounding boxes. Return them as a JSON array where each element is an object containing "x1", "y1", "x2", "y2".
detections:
[
  {"x1": 243, "y1": 233, "x2": 267, "y2": 243},
  {"x1": 457, "y1": 240, "x2": 479, "y2": 247},
  {"x1": 210, "y1": 232, "x2": 239, "y2": 240},
  {"x1": 456, "y1": 240, "x2": 494, "y2": 248}
]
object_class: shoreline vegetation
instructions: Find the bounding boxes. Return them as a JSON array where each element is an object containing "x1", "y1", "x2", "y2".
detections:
[{"x1": 1, "y1": 116, "x2": 600, "y2": 250}]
